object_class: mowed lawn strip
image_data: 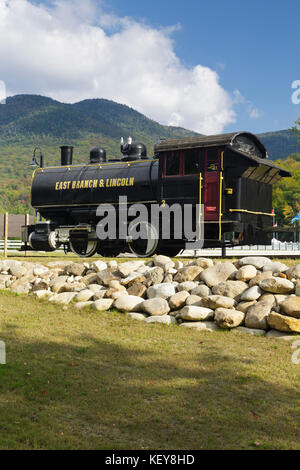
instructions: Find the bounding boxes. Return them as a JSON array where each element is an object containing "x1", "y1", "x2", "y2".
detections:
[
  {"x1": 1, "y1": 253, "x2": 300, "y2": 266},
  {"x1": 0, "y1": 287, "x2": 299, "y2": 449}
]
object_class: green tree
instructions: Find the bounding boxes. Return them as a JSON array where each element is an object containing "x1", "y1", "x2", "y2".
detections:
[{"x1": 272, "y1": 117, "x2": 300, "y2": 225}]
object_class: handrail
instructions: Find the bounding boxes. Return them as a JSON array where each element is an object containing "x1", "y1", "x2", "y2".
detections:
[
  {"x1": 198, "y1": 172, "x2": 202, "y2": 240},
  {"x1": 229, "y1": 209, "x2": 273, "y2": 217},
  {"x1": 219, "y1": 151, "x2": 224, "y2": 240}
]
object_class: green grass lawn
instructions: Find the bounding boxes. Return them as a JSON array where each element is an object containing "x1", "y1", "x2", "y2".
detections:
[
  {"x1": 0, "y1": 252, "x2": 142, "y2": 264},
  {"x1": 2, "y1": 252, "x2": 300, "y2": 267},
  {"x1": 0, "y1": 289, "x2": 299, "y2": 450}
]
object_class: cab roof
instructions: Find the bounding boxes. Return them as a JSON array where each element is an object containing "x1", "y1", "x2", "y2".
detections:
[{"x1": 154, "y1": 131, "x2": 290, "y2": 178}]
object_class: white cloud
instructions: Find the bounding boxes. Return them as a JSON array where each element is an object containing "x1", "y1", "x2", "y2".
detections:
[
  {"x1": 0, "y1": 0, "x2": 238, "y2": 134},
  {"x1": 249, "y1": 107, "x2": 260, "y2": 119},
  {"x1": 233, "y1": 89, "x2": 245, "y2": 105},
  {"x1": 233, "y1": 88, "x2": 260, "y2": 119}
]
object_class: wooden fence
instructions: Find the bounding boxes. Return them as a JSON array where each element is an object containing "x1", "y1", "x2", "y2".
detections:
[
  {"x1": 0, "y1": 213, "x2": 34, "y2": 257},
  {"x1": 0, "y1": 214, "x2": 34, "y2": 238}
]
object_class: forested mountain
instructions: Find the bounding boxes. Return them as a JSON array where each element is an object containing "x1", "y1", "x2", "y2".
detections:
[
  {"x1": 2, "y1": 95, "x2": 299, "y2": 158},
  {"x1": 0, "y1": 94, "x2": 198, "y2": 214},
  {"x1": 0, "y1": 94, "x2": 299, "y2": 223},
  {"x1": 0, "y1": 94, "x2": 198, "y2": 141},
  {"x1": 258, "y1": 129, "x2": 300, "y2": 160}
]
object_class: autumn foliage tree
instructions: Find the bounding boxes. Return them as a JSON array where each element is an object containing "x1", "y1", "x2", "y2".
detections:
[
  {"x1": 272, "y1": 154, "x2": 300, "y2": 225},
  {"x1": 272, "y1": 117, "x2": 300, "y2": 225}
]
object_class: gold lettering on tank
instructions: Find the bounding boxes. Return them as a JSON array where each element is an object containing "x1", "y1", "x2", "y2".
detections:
[{"x1": 55, "y1": 178, "x2": 135, "y2": 190}]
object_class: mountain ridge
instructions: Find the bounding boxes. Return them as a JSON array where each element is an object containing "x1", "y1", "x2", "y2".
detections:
[
  {"x1": 1, "y1": 94, "x2": 299, "y2": 160},
  {"x1": 0, "y1": 94, "x2": 199, "y2": 142}
]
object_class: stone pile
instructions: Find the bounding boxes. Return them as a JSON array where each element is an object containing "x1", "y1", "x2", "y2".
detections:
[{"x1": 1, "y1": 255, "x2": 300, "y2": 339}]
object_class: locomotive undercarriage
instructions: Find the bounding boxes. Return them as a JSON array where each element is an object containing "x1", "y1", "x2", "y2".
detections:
[
  {"x1": 22, "y1": 217, "x2": 268, "y2": 258},
  {"x1": 22, "y1": 220, "x2": 182, "y2": 258}
]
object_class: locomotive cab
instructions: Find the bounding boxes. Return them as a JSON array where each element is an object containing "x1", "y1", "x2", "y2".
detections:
[{"x1": 155, "y1": 132, "x2": 291, "y2": 248}]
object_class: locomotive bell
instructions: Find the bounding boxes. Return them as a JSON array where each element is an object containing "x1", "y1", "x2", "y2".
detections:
[{"x1": 90, "y1": 147, "x2": 106, "y2": 164}]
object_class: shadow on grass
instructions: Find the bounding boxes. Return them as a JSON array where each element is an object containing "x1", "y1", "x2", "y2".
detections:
[{"x1": 0, "y1": 314, "x2": 299, "y2": 450}]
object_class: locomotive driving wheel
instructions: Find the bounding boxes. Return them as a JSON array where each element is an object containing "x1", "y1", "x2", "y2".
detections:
[
  {"x1": 69, "y1": 239, "x2": 99, "y2": 258},
  {"x1": 127, "y1": 221, "x2": 159, "y2": 258},
  {"x1": 126, "y1": 221, "x2": 183, "y2": 258},
  {"x1": 125, "y1": 222, "x2": 180, "y2": 257}
]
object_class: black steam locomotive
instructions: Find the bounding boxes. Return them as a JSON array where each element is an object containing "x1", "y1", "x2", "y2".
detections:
[{"x1": 22, "y1": 132, "x2": 290, "y2": 257}]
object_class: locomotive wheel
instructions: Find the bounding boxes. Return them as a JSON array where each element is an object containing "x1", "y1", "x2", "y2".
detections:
[
  {"x1": 69, "y1": 239, "x2": 98, "y2": 258},
  {"x1": 127, "y1": 221, "x2": 159, "y2": 258},
  {"x1": 126, "y1": 221, "x2": 183, "y2": 258}
]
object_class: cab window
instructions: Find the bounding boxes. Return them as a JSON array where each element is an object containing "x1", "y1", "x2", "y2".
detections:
[
  {"x1": 164, "y1": 151, "x2": 181, "y2": 176},
  {"x1": 184, "y1": 150, "x2": 200, "y2": 175},
  {"x1": 206, "y1": 148, "x2": 219, "y2": 172}
]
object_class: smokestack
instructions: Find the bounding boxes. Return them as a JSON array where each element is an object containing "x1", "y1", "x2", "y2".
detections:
[{"x1": 60, "y1": 146, "x2": 73, "y2": 166}]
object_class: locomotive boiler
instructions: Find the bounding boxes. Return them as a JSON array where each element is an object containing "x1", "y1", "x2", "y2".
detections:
[{"x1": 23, "y1": 132, "x2": 290, "y2": 257}]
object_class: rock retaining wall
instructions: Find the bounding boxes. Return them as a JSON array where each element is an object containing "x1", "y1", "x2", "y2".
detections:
[{"x1": 1, "y1": 255, "x2": 300, "y2": 340}]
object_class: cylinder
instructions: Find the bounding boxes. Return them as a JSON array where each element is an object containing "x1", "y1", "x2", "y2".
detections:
[
  {"x1": 60, "y1": 146, "x2": 73, "y2": 166},
  {"x1": 28, "y1": 231, "x2": 57, "y2": 252}
]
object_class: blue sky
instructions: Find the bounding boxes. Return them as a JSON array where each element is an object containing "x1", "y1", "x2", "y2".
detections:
[
  {"x1": 105, "y1": 0, "x2": 300, "y2": 133},
  {"x1": 1, "y1": 0, "x2": 300, "y2": 134}
]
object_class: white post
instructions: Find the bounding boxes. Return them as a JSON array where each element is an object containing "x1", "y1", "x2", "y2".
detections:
[
  {"x1": 0, "y1": 341, "x2": 6, "y2": 364},
  {"x1": 3, "y1": 213, "x2": 8, "y2": 258},
  {"x1": 25, "y1": 214, "x2": 30, "y2": 257}
]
